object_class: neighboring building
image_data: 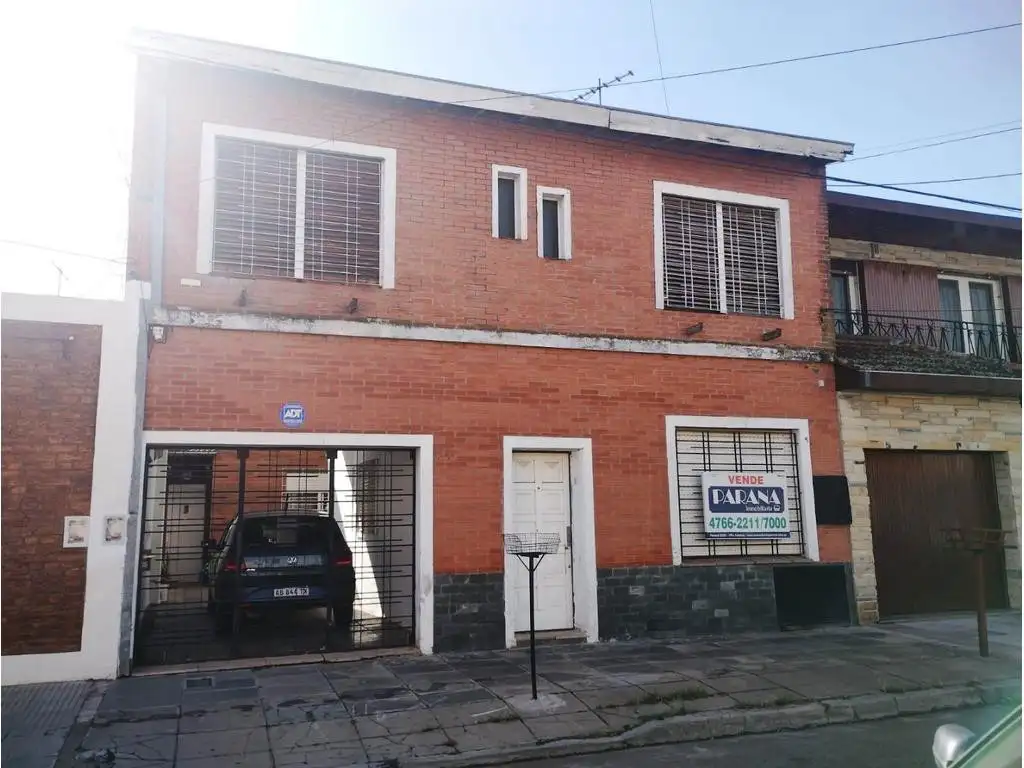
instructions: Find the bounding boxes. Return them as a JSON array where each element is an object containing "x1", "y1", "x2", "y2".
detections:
[
  {"x1": 1, "y1": 288, "x2": 147, "y2": 685},
  {"x1": 827, "y1": 192, "x2": 1022, "y2": 624}
]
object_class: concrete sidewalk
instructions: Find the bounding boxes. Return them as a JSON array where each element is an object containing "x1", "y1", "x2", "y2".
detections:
[{"x1": 3, "y1": 623, "x2": 1020, "y2": 768}]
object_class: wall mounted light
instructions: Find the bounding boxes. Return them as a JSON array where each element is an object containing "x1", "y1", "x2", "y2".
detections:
[
  {"x1": 761, "y1": 328, "x2": 783, "y2": 341},
  {"x1": 151, "y1": 326, "x2": 167, "y2": 343},
  {"x1": 683, "y1": 322, "x2": 704, "y2": 337}
]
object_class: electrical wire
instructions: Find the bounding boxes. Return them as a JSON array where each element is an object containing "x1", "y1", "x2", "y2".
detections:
[
  {"x1": 0, "y1": 238, "x2": 128, "y2": 265},
  {"x1": 843, "y1": 127, "x2": 1022, "y2": 163},
  {"x1": 831, "y1": 172, "x2": 1021, "y2": 187},
  {"x1": 648, "y1": 0, "x2": 671, "y2": 115},
  {"x1": 826, "y1": 176, "x2": 1020, "y2": 211},
  {"x1": 855, "y1": 120, "x2": 1021, "y2": 154}
]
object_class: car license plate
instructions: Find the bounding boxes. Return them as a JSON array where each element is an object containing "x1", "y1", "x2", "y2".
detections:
[{"x1": 273, "y1": 587, "x2": 309, "y2": 598}]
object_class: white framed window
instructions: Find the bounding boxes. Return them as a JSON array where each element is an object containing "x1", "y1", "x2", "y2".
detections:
[
  {"x1": 491, "y1": 164, "x2": 528, "y2": 240},
  {"x1": 536, "y1": 186, "x2": 571, "y2": 260},
  {"x1": 653, "y1": 182, "x2": 794, "y2": 319},
  {"x1": 938, "y1": 274, "x2": 1007, "y2": 358},
  {"x1": 830, "y1": 261, "x2": 862, "y2": 335},
  {"x1": 284, "y1": 473, "x2": 331, "y2": 515},
  {"x1": 664, "y1": 416, "x2": 818, "y2": 565},
  {"x1": 197, "y1": 124, "x2": 397, "y2": 288}
]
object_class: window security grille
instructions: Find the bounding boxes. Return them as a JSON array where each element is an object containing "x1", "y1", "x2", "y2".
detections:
[
  {"x1": 675, "y1": 428, "x2": 805, "y2": 558},
  {"x1": 212, "y1": 137, "x2": 382, "y2": 284},
  {"x1": 662, "y1": 195, "x2": 782, "y2": 317}
]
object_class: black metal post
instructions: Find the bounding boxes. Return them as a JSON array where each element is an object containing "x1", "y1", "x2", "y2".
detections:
[
  {"x1": 325, "y1": 449, "x2": 337, "y2": 650},
  {"x1": 975, "y1": 550, "x2": 990, "y2": 658},
  {"x1": 528, "y1": 555, "x2": 538, "y2": 700},
  {"x1": 232, "y1": 448, "x2": 249, "y2": 653}
]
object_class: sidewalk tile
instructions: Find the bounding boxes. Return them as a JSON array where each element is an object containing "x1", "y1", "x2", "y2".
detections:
[
  {"x1": 353, "y1": 708, "x2": 440, "y2": 738},
  {"x1": 524, "y1": 711, "x2": 612, "y2": 741},
  {"x1": 267, "y1": 718, "x2": 360, "y2": 750},
  {"x1": 444, "y1": 719, "x2": 535, "y2": 751},
  {"x1": 363, "y1": 729, "x2": 457, "y2": 761},
  {"x1": 176, "y1": 726, "x2": 269, "y2": 760},
  {"x1": 574, "y1": 685, "x2": 647, "y2": 710},
  {"x1": 179, "y1": 707, "x2": 266, "y2": 733},
  {"x1": 703, "y1": 673, "x2": 778, "y2": 694},
  {"x1": 273, "y1": 743, "x2": 368, "y2": 768}
]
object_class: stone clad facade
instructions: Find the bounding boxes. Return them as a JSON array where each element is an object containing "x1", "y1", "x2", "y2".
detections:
[{"x1": 839, "y1": 392, "x2": 1022, "y2": 622}]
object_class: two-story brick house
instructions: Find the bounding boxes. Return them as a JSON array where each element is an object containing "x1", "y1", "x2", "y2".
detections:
[
  {"x1": 827, "y1": 192, "x2": 1022, "y2": 625},
  {"x1": 124, "y1": 31, "x2": 858, "y2": 669}
]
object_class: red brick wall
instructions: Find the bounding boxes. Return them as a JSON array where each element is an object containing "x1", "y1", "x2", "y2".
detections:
[
  {"x1": 1, "y1": 321, "x2": 102, "y2": 655},
  {"x1": 129, "y1": 59, "x2": 832, "y2": 350},
  {"x1": 145, "y1": 328, "x2": 847, "y2": 573}
]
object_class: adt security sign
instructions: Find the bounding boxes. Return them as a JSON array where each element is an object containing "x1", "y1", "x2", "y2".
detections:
[
  {"x1": 279, "y1": 403, "x2": 306, "y2": 429},
  {"x1": 701, "y1": 471, "x2": 790, "y2": 540}
]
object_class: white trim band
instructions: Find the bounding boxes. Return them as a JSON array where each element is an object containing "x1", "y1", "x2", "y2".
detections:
[{"x1": 152, "y1": 308, "x2": 825, "y2": 363}]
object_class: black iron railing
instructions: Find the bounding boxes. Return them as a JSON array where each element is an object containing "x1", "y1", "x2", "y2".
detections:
[{"x1": 825, "y1": 309, "x2": 1022, "y2": 362}]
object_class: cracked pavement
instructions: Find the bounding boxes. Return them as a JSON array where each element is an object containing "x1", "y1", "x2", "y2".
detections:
[{"x1": 3, "y1": 616, "x2": 1019, "y2": 767}]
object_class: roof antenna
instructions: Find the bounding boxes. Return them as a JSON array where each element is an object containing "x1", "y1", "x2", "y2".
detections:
[{"x1": 572, "y1": 70, "x2": 634, "y2": 106}]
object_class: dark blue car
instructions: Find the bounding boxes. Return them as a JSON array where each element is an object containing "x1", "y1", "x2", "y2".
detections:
[{"x1": 204, "y1": 511, "x2": 356, "y2": 634}]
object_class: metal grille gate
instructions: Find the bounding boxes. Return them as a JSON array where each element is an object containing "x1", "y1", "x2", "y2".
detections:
[{"x1": 133, "y1": 446, "x2": 416, "y2": 668}]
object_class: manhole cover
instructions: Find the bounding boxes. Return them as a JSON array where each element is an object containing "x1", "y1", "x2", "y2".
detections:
[{"x1": 184, "y1": 677, "x2": 214, "y2": 690}]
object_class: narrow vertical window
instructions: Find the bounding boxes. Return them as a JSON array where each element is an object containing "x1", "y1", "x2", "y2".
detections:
[
  {"x1": 497, "y1": 177, "x2": 517, "y2": 239},
  {"x1": 491, "y1": 165, "x2": 527, "y2": 240},
  {"x1": 542, "y1": 199, "x2": 560, "y2": 259},
  {"x1": 536, "y1": 186, "x2": 572, "y2": 260}
]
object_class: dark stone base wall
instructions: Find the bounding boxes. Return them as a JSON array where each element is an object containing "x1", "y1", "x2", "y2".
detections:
[
  {"x1": 433, "y1": 572, "x2": 505, "y2": 652},
  {"x1": 597, "y1": 564, "x2": 777, "y2": 640}
]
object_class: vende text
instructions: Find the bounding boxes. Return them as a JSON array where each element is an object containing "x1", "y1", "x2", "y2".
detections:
[{"x1": 727, "y1": 475, "x2": 764, "y2": 485}]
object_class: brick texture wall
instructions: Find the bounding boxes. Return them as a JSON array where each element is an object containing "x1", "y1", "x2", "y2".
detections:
[
  {"x1": 145, "y1": 328, "x2": 847, "y2": 572},
  {"x1": 129, "y1": 58, "x2": 832, "y2": 350},
  {"x1": 1, "y1": 321, "x2": 102, "y2": 655}
]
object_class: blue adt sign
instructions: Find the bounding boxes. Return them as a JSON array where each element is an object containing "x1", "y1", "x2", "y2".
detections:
[{"x1": 279, "y1": 403, "x2": 305, "y2": 428}]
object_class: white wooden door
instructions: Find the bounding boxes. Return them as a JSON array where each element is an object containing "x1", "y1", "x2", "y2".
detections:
[
  {"x1": 509, "y1": 453, "x2": 573, "y2": 632},
  {"x1": 163, "y1": 484, "x2": 207, "y2": 582}
]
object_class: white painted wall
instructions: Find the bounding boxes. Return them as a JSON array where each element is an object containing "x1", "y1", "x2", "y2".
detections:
[{"x1": 1, "y1": 282, "x2": 148, "y2": 686}]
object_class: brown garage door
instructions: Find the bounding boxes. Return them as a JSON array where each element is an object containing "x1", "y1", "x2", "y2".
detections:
[{"x1": 866, "y1": 451, "x2": 1008, "y2": 618}]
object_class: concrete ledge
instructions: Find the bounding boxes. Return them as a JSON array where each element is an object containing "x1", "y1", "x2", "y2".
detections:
[{"x1": 403, "y1": 678, "x2": 1021, "y2": 768}]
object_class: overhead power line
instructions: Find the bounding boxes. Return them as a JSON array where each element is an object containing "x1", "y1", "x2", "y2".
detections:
[
  {"x1": 591, "y1": 21, "x2": 1023, "y2": 96},
  {"x1": 831, "y1": 172, "x2": 1021, "y2": 187},
  {"x1": 0, "y1": 238, "x2": 127, "y2": 265},
  {"x1": 844, "y1": 127, "x2": 1023, "y2": 163},
  {"x1": 827, "y1": 176, "x2": 1020, "y2": 211},
  {"x1": 856, "y1": 120, "x2": 1021, "y2": 153},
  {"x1": 647, "y1": 0, "x2": 672, "y2": 115}
]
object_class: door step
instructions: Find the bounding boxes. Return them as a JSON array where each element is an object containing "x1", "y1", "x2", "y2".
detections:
[{"x1": 514, "y1": 629, "x2": 587, "y2": 648}]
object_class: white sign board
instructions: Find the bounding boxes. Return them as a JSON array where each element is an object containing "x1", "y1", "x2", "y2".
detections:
[{"x1": 701, "y1": 472, "x2": 791, "y2": 540}]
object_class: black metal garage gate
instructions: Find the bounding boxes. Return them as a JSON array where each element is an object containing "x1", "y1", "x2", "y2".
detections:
[{"x1": 133, "y1": 446, "x2": 416, "y2": 668}]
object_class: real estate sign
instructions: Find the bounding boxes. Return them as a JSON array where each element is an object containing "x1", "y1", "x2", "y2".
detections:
[{"x1": 701, "y1": 472, "x2": 791, "y2": 540}]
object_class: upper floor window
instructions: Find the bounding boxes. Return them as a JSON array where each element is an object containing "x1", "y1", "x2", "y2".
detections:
[
  {"x1": 536, "y1": 186, "x2": 572, "y2": 260},
  {"x1": 938, "y1": 274, "x2": 1006, "y2": 358},
  {"x1": 197, "y1": 125, "x2": 397, "y2": 288},
  {"x1": 491, "y1": 165, "x2": 528, "y2": 240},
  {"x1": 654, "y1": 182, "x2": 794, "y2": 319}
]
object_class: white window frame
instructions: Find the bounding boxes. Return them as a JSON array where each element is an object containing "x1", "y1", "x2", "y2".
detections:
[
  {"x1": 664, "y1": 415, "x2": 818, "y2": 566},
  {"x1": 938, "y1": 273, "x2": 1007, "y2": 356},
  {"x1": 653, "y1": 181, "x2": 794, "y2": 319},
  {"x1": 830, "y1": 266, "x2": 862, "y2": 334},
  {"x1": 536, "y1": 186, "x2": 572, "y2": 260},
  {"x1": 491, "y1": 164, "x2": 528, "y2": 240},
  {"x1": 197, "y1": 123, "x2": 398, "y2": 289}
]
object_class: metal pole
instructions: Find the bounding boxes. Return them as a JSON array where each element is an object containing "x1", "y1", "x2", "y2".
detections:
[
  {"x1": 325, "y1": 449, "x2": 337, "y2": 648},
  {"x1": 976, "y1": 550, "x2": 989, "y2": 658},
  {"x1": 232, "y1": 448, "x2": 249, "y2": 652},
  {"x1": 528, "y1": 555, "x2": 538, "y2": 699}
]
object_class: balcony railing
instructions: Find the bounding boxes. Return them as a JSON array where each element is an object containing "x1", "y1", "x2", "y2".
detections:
[{"x1": 826, "y1": 309, "x2": 1022, "y2": 362}]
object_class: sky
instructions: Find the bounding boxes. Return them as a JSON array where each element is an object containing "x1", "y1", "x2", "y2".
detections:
[{"x1": 0, "y1": 0, "x2": 1020, "y2": 300}]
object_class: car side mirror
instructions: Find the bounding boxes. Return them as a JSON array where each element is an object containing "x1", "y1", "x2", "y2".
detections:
[
  {"x1": 203, "y1": 538, "x2": 220, "y2": 551},
  {"x1": 933, "y1": 724, "x2": 975, "y2": 767}
]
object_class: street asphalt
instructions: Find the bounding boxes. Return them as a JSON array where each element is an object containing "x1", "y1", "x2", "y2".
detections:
[{"x1": 517, "y1": 707, "x2": 1008, "y2": 767}]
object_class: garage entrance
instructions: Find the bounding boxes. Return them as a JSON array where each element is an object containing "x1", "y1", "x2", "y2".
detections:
[
  {"x1": 865, "y1": 450, "x2": 1008, "y2": 618},
  {"x1": 133, "y1": 445, "x2": 416, "y2": 667}
]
